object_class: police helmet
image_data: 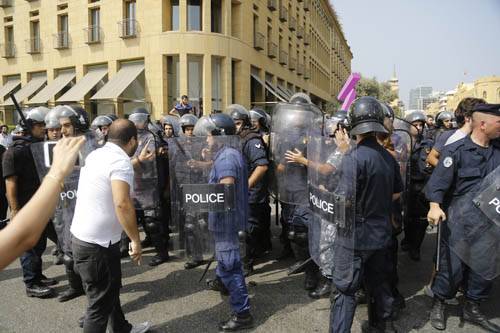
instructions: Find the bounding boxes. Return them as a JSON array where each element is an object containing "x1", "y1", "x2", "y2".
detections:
[
  {"x1": 381, "y1": 103, "x2": 395, "y2": 121},
  {"x1": 128, "y1": 108, "x2": 151, "y2": 129},
  {"x1": 289, "y1": 92, "x2": 312, "y2": 105},
  {"x1": 249, "y1": 108, "x2": 269, "y2": 130},
  {"x1": 227, "y1": 104, "x2": 251, "y2": 129},
  {"x1": 194, "y1": 114, "x2": 236, "y2": 137},
  {"x1": 23, "y1": 107, "x2": 49, "y2": 129},
  {"x1": 106, "y1": 113, "x2": 118, "y2": 121},
  {"x1": 179, "y1": 114, "x2": 198, "y2": 129},
  {"x1": 12, "y1": 124, "x2": 24, "y2": 135},
  {"x1": 406, "y1": 111, "x2": 427, "y2": 124},
  {"x1": 349, "y1": 97, "x2": 388, "y2": 135},
  {"x1": 44, "y1": 107, "x2": 63, "y2": 129},
  {"x1": 91, "y1": 115, "x2": 113, "y2": 130},
  {"x1": 59, "y1": 105, "x2": 91, "y2": 134},
  {"x1": 436, "y1": 110, "x2": 453, "y2": 128}
]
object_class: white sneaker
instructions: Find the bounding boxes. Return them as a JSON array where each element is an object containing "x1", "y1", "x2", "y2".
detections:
[{"x1": 130, "y1": 322, "x2": 151, "y2": 333}]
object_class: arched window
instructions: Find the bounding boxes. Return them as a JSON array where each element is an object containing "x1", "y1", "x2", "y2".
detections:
[{"x1": 483, "y1": 91, "x2": 487, "y2": 100}]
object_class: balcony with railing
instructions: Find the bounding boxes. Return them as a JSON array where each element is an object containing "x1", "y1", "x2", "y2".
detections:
[
  {"x1": 289, "y1": 56, "x2": 296, "y2": 71},
  {"x1": 254, "y1": 31, "x2": 265, "y2": 50},
  {"x1": 267, "y1": 0, "x2": 277, "y2": 11},
  {"x1": 304, "y1": 67, "x2": 310, "y2": 79},
  {"x1": 279, "y1": 6, "x2": 288, "y2": 22},
  {"x1": 297, "y1": 26, "x2": 304, "y2": 39},
  {"x1": 298, "y1": 63, "x2": 304, "y2": 76},
  {"x1": 0, "y1": 43, "x2": 15, "y2": 58},
  {"x1": 304, "y1": 0, "x2": 311, "y2": 12},
  {"x1": 84, "y1": 25, "x2": 103, "y2": 44},
  {"x1": 304, "y1": 33, "x2": 311, "y2": 45},
  {"x1": 0, "y1": 0, "x2": 12, "y2": 8},
  {"x1": 53, "y1": 32, "x2": 69, "y2": 49},
  {"x1": 279, "y1": 50, "x2": 288, "y2": 65},
  {"x1": 119, "y1": 19, "x2": 138, "y2": 38},
  {"x1": 267, "y1": 41, "x2": 277, "y2": 59},
  {"x1": 289, "y1": 16, "x2": 296, "y2": 31},
  {"x1": 25, "y1": 37, "x2": 41, "y2": 54}
]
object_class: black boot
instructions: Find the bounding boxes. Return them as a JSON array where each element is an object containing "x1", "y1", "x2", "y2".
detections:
[
  {"x1": 391, "y1": 289, "x2": 406, "y2": 320},
  {"x1": 206, "y1": 277, "x2": 230, "y2": 296},
  {"x1": 149, "y1": 252, "x2": 169, "y2": 266},
  {"x1": 361, "y1": 318, "x2": 397, "y2": 333},
  {"x1": 462, "y1": 299, "x2": 500, "y2": 332},
  {"x1": 304, "y1": 265, "x2": 318, "y2": 291},
  {"x1": 309, "y1": 275, "x2": 331, "y2": 299},
  {"x1": 430, "y1": 297, "x2": 446, "y2": 330},
  {"x1": 218, "y1": 311, "x2": 254, "y2": 331}
]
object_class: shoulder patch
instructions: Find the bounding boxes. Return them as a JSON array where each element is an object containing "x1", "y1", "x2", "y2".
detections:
[
  {"x1": 443, "y1": 156, "x2": 453, "y2": 168},
  {"x1": 255, "y1": 143, "x2": 262, "y2": 149}
]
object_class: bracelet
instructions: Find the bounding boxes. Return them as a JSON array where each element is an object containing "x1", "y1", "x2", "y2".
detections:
[{"x1": 45, "y1": 174, "x2": 64, "y2": 191}]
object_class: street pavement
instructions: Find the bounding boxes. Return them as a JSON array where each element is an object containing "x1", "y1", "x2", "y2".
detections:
[{"x1": 0, "y1": 213, "x2": 499, "y2": 332}]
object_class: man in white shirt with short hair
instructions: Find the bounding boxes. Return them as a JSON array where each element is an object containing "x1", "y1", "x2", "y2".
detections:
[{"x1": 71, "y1": 119, "x2": 150, "y2": 333}]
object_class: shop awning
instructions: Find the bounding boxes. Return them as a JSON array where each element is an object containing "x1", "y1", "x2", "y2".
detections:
[
  {"x1": 250, "y1": 73, "x2": 286, "y2": 102},
  {"x1": 266, "y1": 79, "x2": 290, "y2": 102},
  {"x1": 27, "y1": 70, "x2": 76, "y2": 105},
  {"x1": 276, "y1": 84, "x2": 292, "y2": 100},
  {"x1": 91, "y1": 63, "x2": 144, "y2": 100},
  {"x1": 2, "y1": 74, "x2": 47, "y2": 106},
  {"x1": 0, "y1": 77, "x2": 21, "y2": 100},
  {"x1": 57, "y1": 66, "x2": 108, "y2": 102}
]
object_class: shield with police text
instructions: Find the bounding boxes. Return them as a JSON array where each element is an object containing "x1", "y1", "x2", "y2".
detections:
[
  {"x1": 168, "y1": 135, "x2": 246, "y2": 260},
  {"x1": 31, "y1": 132, "x2": 100, "y2": 254},
  {"x1": 445, "y1": 165, "x2": 500, "y2": 280},
  {"x1": 306, "y1": 132, "x2": 356, "y2": 281},
  {"x1": 132, "y1": 130, "x2": 161, "y2": 216},
  {"x1": 269, "y1": 102, "x2": 323, "y2": 205}
]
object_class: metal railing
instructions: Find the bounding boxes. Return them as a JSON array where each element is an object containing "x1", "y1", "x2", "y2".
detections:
[
  {"x1": 297, "y1": 26, "x2": 304, "y2": 39},
  {"x1": 298, "y1": 63, "x2": 304, "y2": 76},
  {"x1": 267, "y1": 0, "x2": 277, "y2": 11},
  {"x1": 279, "y1": 50, "x2": 288, "y2": 65},
  {"x1": 304, "y1": 33, "x2": 311, "y2": 45},
  {"x1": 289, "y1": 16, "x2": 296, "y2": 31},
  {"x1": 279, "y1": 6, "x2": 288, "y2": 22},
  {"x1": 84, "y1": 25, "x2": 103, "y2": 44},
  {"x1": 119, "y1": 19, "x2": 138, "y2": 38},
  {"x1": 254, "y1": 31, "x2": 265, "y2": 50},
  {"x1": 289, "y1": 56, "x2": 296, "y2": 71},
  {"x1": 267, "y1": 41, "x2": 277, "y2": 58},
  {"x1": 304, "y1": 0, "x2": 311, "y2": 12},
  {"x1": 25, "y1": 37, "x2": 41, "y2": 54},
  {"x1": 53, "y1": 32, "x2": 69, "y2": 49},
  {"x1": 0, "y1": 0, "x2": 12, "y2": 8},
  {"x1": 0, "y1": 43, "x2": 15, "y2": 58}
]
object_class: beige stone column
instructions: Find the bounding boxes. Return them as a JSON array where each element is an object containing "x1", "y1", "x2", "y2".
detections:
[
  {"x1": 145, "y1": 54, "x2": 166, "y2": 119},
  {"x1": 202, "y1": 54, "x2": 212, "y2": 115},
  {"x1": 180, "y1": 53, "x2": 188, "y2": 99},
  {"x1": 107, "y1": 60, "x2": 120, "y2": 117},
  {"x1": 222, "y1": 56, "x2": 232, "y2": 110},
  {"x1": 202, "y1": 0, "x2": 211, "y2": 33},
  {"x1": 223, "y1": 0, "x2": 231, "y2": 36},
  {"x1": 240, "y1": 62, "x2": 251, "y2": 110},
  {"x1": 180, "y1": 0, "x2": 187, "y2": 32}
]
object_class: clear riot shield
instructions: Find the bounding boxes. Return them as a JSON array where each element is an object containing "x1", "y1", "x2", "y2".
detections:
[
  {"x1": 269, "y1": 103, "x2": 323, "y2": 205},
  {"x1": 307, "y1": 133, "x2": 356, "y2": 281},
  {"x1": 30, "y1": 132, "x2": 100, "y2": 254},
  {"x1": 132, "y1": 130, "x2": 161, "y2": 215},
  {"x1": 392, "y1": 117, "x2": 413, "y2": 226},
  {"x1": 168, "y1": 135, "x2": 246, "y2": 260},
  {"x1": 445, "y1": 165, "x2": 500, "y2": 280}
]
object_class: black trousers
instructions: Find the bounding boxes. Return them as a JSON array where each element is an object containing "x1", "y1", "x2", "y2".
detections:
[{"x1": 72, "y1": 237, "x2": 132, "y2": 333}]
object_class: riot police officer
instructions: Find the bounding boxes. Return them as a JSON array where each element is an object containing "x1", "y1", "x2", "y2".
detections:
[
  {"x1": 426, "y1": 103, "x2": 500, "y2": 332},
  {"x1": 91, "y1": 115, "x2": 114, "y2": 144},
  {"x1": 3, "y1": 107, "x2": 58, "y2": 298},
  {"x1": 45, "y1": 107, "x2": 62, "y2": 141},
  {"x1": 330, "y1": 96, "x2": 403, "y2": 333},
  {"x1": 230, "y1": 104, "x2": 270, "y2": 276}
]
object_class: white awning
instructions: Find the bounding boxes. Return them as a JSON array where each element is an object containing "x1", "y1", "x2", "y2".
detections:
[
  {"x1": 250, "y1": 73, "x2": 286, "y2": 102},
  {"x1": 2, "y1": 74, "x2": 47, "y2": 106},
  {"x1": 0, "y1": 77, "x2": 21, "y2": 100},
  {"x1": 27, "y1": 70, "x2": 76, "y2": 105},
  {"x1": 57, "y1": 66, "x2": 108, "y2": 102},
  {"x1": 276, "y1": 84, "x2": 292, "y2": 100},
  {"x1": 91, "y1": 62, "x2": 144, "y2": 100}
]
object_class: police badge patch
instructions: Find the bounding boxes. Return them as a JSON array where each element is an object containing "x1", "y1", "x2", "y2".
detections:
[
  {"x1": 443, "y1": 156, "x2": 453, "y2": 168},
  {"x1": 255, "y1": 143, "x2": 262, "y2": 149}
]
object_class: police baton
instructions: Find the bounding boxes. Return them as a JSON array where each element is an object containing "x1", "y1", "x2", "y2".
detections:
[
  {"x1": 198, "y1": 253, "x2": 216, "y2": 283},
  {"x1": 9, "y1": 93, "x2": 34, "y2": 138},
  {"x1": 435, "y1": 218, "x2": 442, "y2": 272}
]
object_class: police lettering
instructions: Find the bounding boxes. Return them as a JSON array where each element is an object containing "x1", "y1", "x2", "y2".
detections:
[
  {"x1": 488, "y1": 197, "x2": 500, "y2": 214},
  {"x1": 310, "y1": 192, "x2": 334, "y2": 215},
  {"x1": 185, "y1": 192, "x2": 225, "y2": 204},
  {"x1": 60, "y1": 190, "x2": 77, "y2": 201}
]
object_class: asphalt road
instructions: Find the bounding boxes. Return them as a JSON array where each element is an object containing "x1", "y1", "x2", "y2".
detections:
[{"x1": 1, "y1": 216, "x2": 499, "y2": 332}]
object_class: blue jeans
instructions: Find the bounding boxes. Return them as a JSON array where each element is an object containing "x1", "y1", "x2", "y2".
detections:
[{"x1": 20, "y1": 224, "x2": 49, "y2": 287}]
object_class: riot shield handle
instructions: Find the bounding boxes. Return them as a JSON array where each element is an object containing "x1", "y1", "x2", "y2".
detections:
[
  {"x1": 436, "y1": 218, "x2": 442, "y2": 272},
  {"x1": 10, "y1": 93, "x2": 34, "y2": 138}
]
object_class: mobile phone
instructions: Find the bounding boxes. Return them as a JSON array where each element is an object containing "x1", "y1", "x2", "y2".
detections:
[{"x1": 43, "y1": 141, "x2": 81, "y2": 168}]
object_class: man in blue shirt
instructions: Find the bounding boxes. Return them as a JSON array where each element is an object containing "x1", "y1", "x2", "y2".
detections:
[
  {"x1": 194, "y1": 114, "x2": 253, "y2": 331},
  {"x1": 330, "y1": 97, "x2": 403, "y2": 333}
]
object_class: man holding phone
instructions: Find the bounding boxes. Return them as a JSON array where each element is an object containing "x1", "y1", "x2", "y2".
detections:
[{"x1": 71, "y1": 119, "x2": 150, "y2": 333}]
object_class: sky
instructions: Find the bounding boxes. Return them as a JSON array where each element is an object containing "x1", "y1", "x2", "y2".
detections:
[{"x1": 330, "y1": 0, "x2": 500, "y2": 107}]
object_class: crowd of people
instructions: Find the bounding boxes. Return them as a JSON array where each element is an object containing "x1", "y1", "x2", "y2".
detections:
[{"x1": 1, "y1": 92, "x2": 500, "y2": 333}]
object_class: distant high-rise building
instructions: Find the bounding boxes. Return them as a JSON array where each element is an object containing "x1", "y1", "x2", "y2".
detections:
[{"x1": 409, "y1": 86, "x2": 433, "y2": 110}]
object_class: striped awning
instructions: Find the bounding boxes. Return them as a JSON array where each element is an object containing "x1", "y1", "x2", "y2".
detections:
[
  {"x1": 91, "y1": 62, "x2": 144, "y2": 100},
  {"x1": 2, "y1": 74, "x2": 47, "y2": 106},
  {"x1": 27, "y1": 70, "x2": 76, "y2": 105},
  {"x1": 57, "y1": 66, "x2": 108, "y2": 102}
]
